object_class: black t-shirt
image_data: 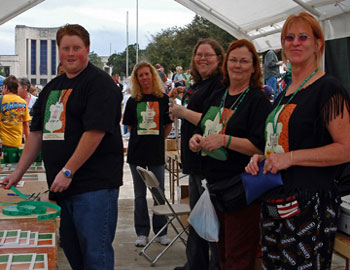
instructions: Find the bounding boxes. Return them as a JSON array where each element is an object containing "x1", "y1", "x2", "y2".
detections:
[
  {"x1": 181, "y1": 75, "x2": 224, "y2": 175},
  {"x1": 123, "y1": 93, "x2": 172, "y2": 166},
  {"x1": 196, "y1": 87, "x2": 272, "y2": 182},
  {"x1": 264, "y1": 74, "x2": 350, "y2": 199},
  {"x1": 31, "y1": 63, "x2": 124, "y2": 199}
]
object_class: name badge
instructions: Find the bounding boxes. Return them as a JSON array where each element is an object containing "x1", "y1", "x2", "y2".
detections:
[{"x1": 270, "y1": 133, "x2": 279, "y2": 148}]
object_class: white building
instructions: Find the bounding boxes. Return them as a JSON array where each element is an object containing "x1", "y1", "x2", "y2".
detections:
[
  {"x1": 0, "y1": 25, "x2": 112, "y2": 86},
  {"x1": 15, "y1": 25, "x2": 59, "y2": 86},
  {"x1": 0, "y1": 25, "x2": 60, "y2": 86},
  {"x1": 101, "y1": 56, "x2": 112, "y2": 75}
]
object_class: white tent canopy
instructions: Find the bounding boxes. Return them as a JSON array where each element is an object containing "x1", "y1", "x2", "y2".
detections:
[
  {"x1": 1, "y1": 0, "x2": 349, "y2": 53},
  {"x1": 175, "y1": 0, "x2": 350, "y2": 52},
  {"x1": 0, "y1": 0, "x2": 44, "y2": 25}
]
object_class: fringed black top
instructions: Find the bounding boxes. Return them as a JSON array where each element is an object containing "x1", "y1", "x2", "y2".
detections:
[{"x1": 263, "y1": 74, "x2": 350, "y2": 203}]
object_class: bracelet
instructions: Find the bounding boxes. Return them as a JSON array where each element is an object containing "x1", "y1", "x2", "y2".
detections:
[
  {"x1": 226, "y1": 135, "x2": 232, "y2": 148},
  {"x1": 290, "y1": 151, "x2": 293, "y2": 165}
]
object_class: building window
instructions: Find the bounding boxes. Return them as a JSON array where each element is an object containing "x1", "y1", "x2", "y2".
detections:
[
  {"x1": 51, "y1": 40, "x2": 57, "y2": 75},
  {"x1": 0, "y1": 66, "x2": 10, "y2": 77},
  {"x1": 31, "y1": 78, "x2": 36, "y2": 85},
  {"x1": 40, "y1": 78, "x2": 47, "y2": 86},
  {"x1": 40, "y1": 40, "x2": 48, "y2": 75},
  {"x1": 31, "y1": 40, "x2": 36, "y2": 75}
]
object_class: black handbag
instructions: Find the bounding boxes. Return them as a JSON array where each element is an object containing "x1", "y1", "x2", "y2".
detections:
[
  {"x1": 207, "y1": 174, "x2": 247, "y2": 212},
  {"x1": 335, "y1": 162, "x2": 350, "y2": 197}
]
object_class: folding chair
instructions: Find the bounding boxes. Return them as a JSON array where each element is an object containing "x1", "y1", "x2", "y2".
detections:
[{"x1": 136, "y1": 166, "x2": 191, "y2": 266}]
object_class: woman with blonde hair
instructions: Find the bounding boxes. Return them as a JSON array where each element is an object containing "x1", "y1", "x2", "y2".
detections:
[
  {"x1": 246, "y1": 12, "x2": 350, "y2": 269},
  {"x1": 123, "y1": 61, "x2": 173, "y2": 247}
]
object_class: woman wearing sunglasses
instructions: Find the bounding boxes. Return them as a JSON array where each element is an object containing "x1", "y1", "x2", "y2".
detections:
[{"x1": 246, "y1": 12, "x2": 350, "y2": 269}]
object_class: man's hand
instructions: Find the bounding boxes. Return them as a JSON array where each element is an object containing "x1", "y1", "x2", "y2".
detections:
[
  {"x1": 2, "y1": 172, "x2": 22, "y2": 189},
  {"x1": 50, "y1": 171, "x2": 72, "y2": 193}
]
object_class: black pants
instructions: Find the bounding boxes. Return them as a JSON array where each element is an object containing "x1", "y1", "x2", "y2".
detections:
[
  {"x1": 185, "y1": 174, "x2": 220, "y2": 270},
  {"x1": 261, "y1": 193, "x2": 340, "y2": 270}
]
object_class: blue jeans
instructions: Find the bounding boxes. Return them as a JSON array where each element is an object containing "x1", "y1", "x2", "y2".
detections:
[
  {"x1": 57, "y1": 188, "x2": 119, "y2": 270},
  {"x1": 185, "y1": 174, "x2": 220, "y2": 270},
  {"x1": 123, "y1": 125, "x2": 129, "y2": 135},
  {"x1": 129, "y1": 164, "x2": 167, "y2": 237},
  {"x1": 265, "y1": 76, "x2": 278, "y2": 100}
]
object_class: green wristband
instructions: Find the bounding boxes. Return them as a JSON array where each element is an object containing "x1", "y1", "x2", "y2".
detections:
[{"x1": 226, "y1": 135, "x2": 232, "y2": 148}]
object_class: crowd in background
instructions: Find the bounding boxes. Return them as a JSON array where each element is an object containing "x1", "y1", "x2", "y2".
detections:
[{"x1": 1, "y1": 11, "x2": 350, "y2": 270}]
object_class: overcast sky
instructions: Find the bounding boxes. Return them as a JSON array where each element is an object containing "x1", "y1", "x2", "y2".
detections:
[{"x1": 0, "y1": 0, "x2": 195, "y2": 56}]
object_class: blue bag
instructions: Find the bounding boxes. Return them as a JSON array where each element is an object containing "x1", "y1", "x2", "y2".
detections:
[{"x1": 241, "y1": 160, "x2": 283, "y2": 204}]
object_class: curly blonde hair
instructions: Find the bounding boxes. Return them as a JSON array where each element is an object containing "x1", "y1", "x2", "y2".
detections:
[{"x1": 130, "y1": 61, "x2": 164, "y2": 101}]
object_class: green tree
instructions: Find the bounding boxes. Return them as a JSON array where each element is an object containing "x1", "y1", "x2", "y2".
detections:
[
  {"x1": 144, "y1": 15, "x2": 235, "y2": 74},
  {"x1": 0, "y1": 64, "x2": 7, "y2": 77},
  {"x1": 88, "y1": 51, "x2": 104, "y2": 70},
  {"x1": 107, "y1": 44, "x2": 145, "y2": 77}
]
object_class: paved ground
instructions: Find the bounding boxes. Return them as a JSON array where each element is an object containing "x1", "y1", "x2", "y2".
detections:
[
  {"x1": 56, "y1": 140, "x2": 347, "y2": 269},
  {"x1": 57, "y1": 152, "x2": 189, "y2": 270}
]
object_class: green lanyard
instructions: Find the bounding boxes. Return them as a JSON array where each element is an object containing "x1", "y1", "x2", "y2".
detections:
[
  {"x1": 219, "y1": 87, "x2": 250, "y2": 128},
  {"x1": 272, "y1": 69, "x2": 318, "y2": 134}
]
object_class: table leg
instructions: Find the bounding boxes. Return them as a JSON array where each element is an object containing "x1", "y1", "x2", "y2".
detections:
[{"x1": 168, "y1": 157, "x2": 175, "y2": 203}]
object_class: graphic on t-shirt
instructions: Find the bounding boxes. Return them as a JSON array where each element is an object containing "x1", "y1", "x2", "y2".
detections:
[
  {"x1": 265, "y1": 104, "x2": 296, "y2": 157},
  {"x1": 0, "y1": 102, "x2": 27, "y2": 125},
  {"x1": 45, "y1": 102, "x2": 64, "y2": 133},
  {"x1": 137, "y1": 101, "x2": 160, "y2": 135},
  {"x1": 0, "y1": 95, "x2": 31, "y2": 148},
  {"x1": 43, "y1": 89, "x2": 72, "y2": 140},
  {"x1": 201, "y1": 106, "x2": 234, "y2": 137}
]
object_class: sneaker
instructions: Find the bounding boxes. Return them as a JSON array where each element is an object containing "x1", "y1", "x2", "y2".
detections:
[
  {"x1": 135, "y1": 235, "x2": 148, "y2": 247},
  {"x1": 155, "y1": 235, "x2": 171, "y2": 245}
]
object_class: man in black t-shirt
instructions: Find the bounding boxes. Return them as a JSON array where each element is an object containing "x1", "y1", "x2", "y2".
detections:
[{"x1": 4, "y1": 24, "x2": 123, "y2": 270}]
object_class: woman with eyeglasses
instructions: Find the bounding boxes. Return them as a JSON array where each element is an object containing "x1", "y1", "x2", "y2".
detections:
[
  {"x1": 245, "y1": 12, "x2": 350, "y2": 269},
  {"x1": 189, "y1": 39, "x2": 271, "y2": 270},
  {"x1": 170, "y1": 39, "x2": 224, "y2": 270}
]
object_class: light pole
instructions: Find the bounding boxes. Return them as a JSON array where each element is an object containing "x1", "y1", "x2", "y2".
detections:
[
  {"x1": 136, "y1": 0, "x2": 139, "y2": 64},
  {"x1": 126, "y1": 11, "x2": 129, "y2": 78}
]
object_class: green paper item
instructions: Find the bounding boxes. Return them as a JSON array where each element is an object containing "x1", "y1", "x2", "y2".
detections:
[{"x1": 202, "y1": 147, "x2": 228, "y2": 161}]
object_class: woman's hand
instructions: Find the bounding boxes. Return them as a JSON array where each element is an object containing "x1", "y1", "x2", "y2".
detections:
[
  {"x1": 189, "y1": 134, "x2": 203, "y2": 152},
  {"x1": 169, "y1": 103, "x2": 186, "y2": 119},
  {"x1": 200, "y1": 134, "x2": 224, "y2": 152},
  {"x1": 245, "y1": 154, "x2": 264, "y2": 176},
  {"x1": 264, "y1": 152, "x2": 293, "y2": 174}
]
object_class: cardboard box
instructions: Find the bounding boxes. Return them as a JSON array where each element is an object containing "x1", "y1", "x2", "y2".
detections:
[
  {"x1": 178, "y1": 185, "x2": 189, "y2": 226},
  {"x1": 166, "y1": 139, "x2": 177, "y2": 151}
]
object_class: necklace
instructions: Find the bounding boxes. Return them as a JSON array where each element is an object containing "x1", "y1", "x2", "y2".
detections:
[
  {"x1": 271, "y1": 68, "x2": 318, "y2": 135},
  {"x1": 219, "y1": 87, "x2": 250, "y2": 128}
]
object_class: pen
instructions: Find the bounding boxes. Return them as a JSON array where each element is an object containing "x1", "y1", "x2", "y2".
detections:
[{"x1": 7, "y1": 193, "x2": 18, "y2": 196}]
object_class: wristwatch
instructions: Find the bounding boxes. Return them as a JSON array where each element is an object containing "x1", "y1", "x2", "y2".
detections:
[{"x1": 62, "y1": 167, "x2": 73, "y2": 178}]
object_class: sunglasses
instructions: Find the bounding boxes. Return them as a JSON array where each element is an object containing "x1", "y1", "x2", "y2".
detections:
[{"x1": 284, "y1": 34, "x2": 311, "y2": 42}]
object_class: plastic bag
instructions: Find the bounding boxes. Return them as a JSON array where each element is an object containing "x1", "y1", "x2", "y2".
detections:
[{"x1": 188, "y1": 179, "x2": 219, "y2": 242}]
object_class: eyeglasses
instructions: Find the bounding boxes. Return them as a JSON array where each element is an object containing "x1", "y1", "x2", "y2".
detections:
[
  {"x1": 228, "y1": 58, "x2": 252, "y2": 65},
  {"x1": 195, "y1": 53, "x2": 217, "y2": 59},
  {"x1": 284, "y1": 34, "x2": 311, "y2": 42}
]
